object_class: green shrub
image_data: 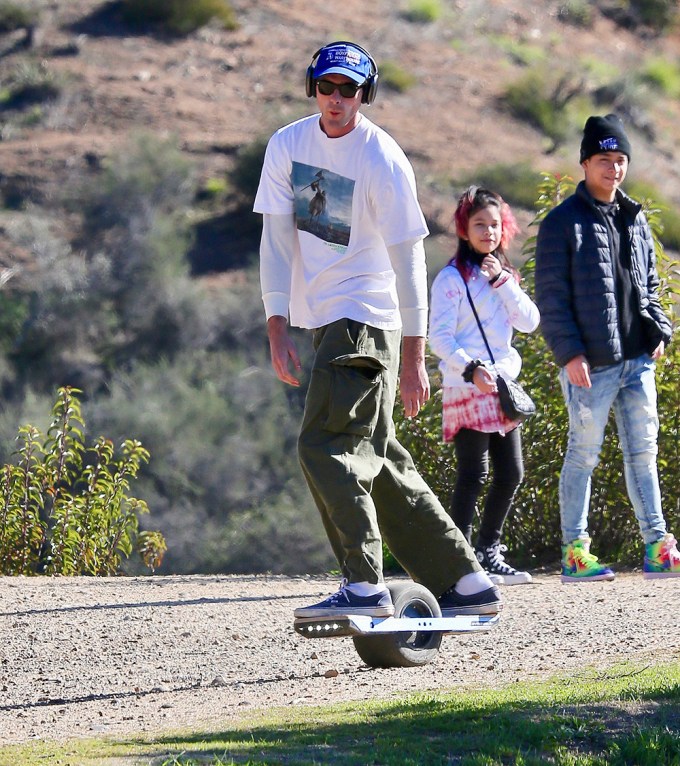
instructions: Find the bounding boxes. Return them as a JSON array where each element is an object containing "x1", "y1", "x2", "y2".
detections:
[
  {"x1": 0, "y1": 387, "x2": 165, "y2": 575},
  {"x1": 599, "y1": 0, "x2": 678, "y2": 31},
  {"x1": 78, "y1": 131, "x2": 196, "y2": 233},
  {"x1": 84, "y1": 339, "x2": 330, "y2": 576},
  {"x1": 0, "y1": 1, "x2": 36, "y2": 32},
  {"x1": 402, "y1": 0, "x2": 442, "y2": 23},
  {"x1": 198, "y1": 176, "x2": 229, "y2": 203},
  {"x1": 626, "y1": 179, "x2": 680, "y2": 252},
  {"x1": 457, "y1": 162, "x2": 541, "y2": 211},
  {"x1": 379, "y1": 60, "x2": 417, "y2": 93},
  {"x1": 502, "y1": 69, "x2": 584, "y2": 151},
  {"x1": 121, "y1": 0, "x2": 238, "y2": 35},
  {"x1": 640, "y1": 57, "x2": 680, "y2": 98},
  {"x1": 0, "y1": 61, "x2": 61, "y2": 110},
  {"x1": 230, "y1": 137, "x2": 268, "y2": 203},
  {"x1": 0, "y1": 288, "x2": 28, "y2": 354},
  {"x1": 490, "y1": 35, "x2": 546, "y2": 67},
  {"x1": 3, "y1": 133, "x2": 205, "y2": 396},
  {"x1": 630, "y1": 0, "x2": 678, "y2": 28},
  {"x1": 557, "y1": 0, "x2": 594, "y2": 27}
]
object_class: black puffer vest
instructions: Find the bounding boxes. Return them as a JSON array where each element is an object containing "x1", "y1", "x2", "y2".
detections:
[{"x1": 535, "y1": 182, "x2": 671, "y2": 368}]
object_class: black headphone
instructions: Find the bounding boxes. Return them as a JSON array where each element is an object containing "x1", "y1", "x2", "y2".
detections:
[{"x1": 305, "y1": 41, "x2": 379, "y2": 105}]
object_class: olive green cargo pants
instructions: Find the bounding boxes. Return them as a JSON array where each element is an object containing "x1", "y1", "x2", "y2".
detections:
[{"x1": 297, "y1": 318, "x2": 481, "y2": 597}]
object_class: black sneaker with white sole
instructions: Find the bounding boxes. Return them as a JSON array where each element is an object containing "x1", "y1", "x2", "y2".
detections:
[
  {"x1": 437, "y1": 585, "x2": 502, "y2": 616},
  {"x1": 294, "y1": 584, "x2": 394, "y2": 619},
  {"x1": 475, "y1": 543, "x2": 532, "y2": 585}
]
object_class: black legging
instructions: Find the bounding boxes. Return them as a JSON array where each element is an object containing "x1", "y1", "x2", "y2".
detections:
[{"x1": 450, "y1": 427, "x2": 524, "y2": 548}]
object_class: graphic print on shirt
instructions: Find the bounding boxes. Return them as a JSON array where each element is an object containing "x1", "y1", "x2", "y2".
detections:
[{"x1": 292, "y1": 162, "x2": 354, "y2": 250}]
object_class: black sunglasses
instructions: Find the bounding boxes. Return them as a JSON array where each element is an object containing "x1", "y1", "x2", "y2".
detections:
[{"x1": 316, "y1": 79, "x2": 363, "y2": 98}]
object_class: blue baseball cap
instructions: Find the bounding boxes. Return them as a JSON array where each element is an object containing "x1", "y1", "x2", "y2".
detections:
[{"x1": 312, "y1": 43, "x2": 373, "y2": 85}]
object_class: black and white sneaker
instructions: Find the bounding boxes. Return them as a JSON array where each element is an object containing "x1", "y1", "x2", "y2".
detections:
[
  {"x1": 438, "y1": 585, "x2": 502, "y2": 616},
  {"x1": 475, "y1": 543, "x2": 532, "y2": 585}
]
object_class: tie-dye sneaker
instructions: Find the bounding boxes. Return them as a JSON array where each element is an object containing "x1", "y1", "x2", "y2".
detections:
[
  {"x1": 643, "y1": 533, "x2": 680, "y2": 579},
  {"x1": 561, "y1": 537, "x2": 615, "y2": 583}
]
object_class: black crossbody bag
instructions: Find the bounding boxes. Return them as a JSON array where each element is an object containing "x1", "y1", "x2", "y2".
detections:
[{"x1": 464, "y1": 281, "x2": 536, "y2": 422}]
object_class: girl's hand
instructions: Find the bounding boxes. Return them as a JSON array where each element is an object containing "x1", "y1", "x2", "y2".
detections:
[
  {"x1": 473, "y1": 365, "x2": 497, "y2": 393},
  {"x1": 480, "y1": 254, "x2": 502, "y2": 280}
]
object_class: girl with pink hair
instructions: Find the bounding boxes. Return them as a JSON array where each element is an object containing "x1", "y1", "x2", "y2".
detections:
[{"x1": 429, "y1": 186, "x2": 539, "y2": 585}]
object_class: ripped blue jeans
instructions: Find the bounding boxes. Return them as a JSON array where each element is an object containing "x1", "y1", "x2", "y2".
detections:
[{"x1": 558, "y1": 354, "x2": 667, "y2": 545}]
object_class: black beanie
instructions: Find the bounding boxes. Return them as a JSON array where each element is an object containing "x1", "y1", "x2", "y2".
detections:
[{"x1": 579, "y1": 113, "x2": 632, "y2": 163}]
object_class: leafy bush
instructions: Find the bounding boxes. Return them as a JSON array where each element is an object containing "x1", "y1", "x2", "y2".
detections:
[
  {"x1": 490, "y1": 35, "x2": 547, "y2": 67},
  {"x1": 557, "y1": 0, "x2": 594, "y2": 27},
  {"x1": 121, "y1": 0, "x2": 237, "y2": 35},
  {"x1": 83, "y1": 338, "x2": 330, "y2": 576},
  {"x1": 628, "y1": 0, "x2": 677, "y2": 29},
  {"x1": 78, "y1": 131, "x2": 196, "y2": 237},
  {"x1": 0, "y1": 134, "x2": 329, "y2": 576},
  {"x1": 502, "y1": 69, "x2": 585, "y2": 151},
  {"x1": 0, "y1": 1, "x2": 36, "y2": 32},
  {"x1": 0, "y1": 61, "x2": 61, "y2": 111},
  {"x1": 379, "y1": 60, "x2": 417, "y2": 93},
  {"x1": 640, "y1": 57, "x2": 680, "y2": 98},
  {"x1": 402, "y1": 0, "x2": 442, "y2": 23},
  {"x1": 598, "y1": 0, "x2": 678, "y2": 31},
  {"x1": 230, "y1": 137, "x2": 268, "y2": 204},
  {"x1": 457, "y1": 162, "x2": 540, "y2": 211},
  {"x1": 19, "y1": 131, "x2": 201, "y2": 385},
  {"x1": 0, "y1": 288, "x2": 28, "y2": 354},
  {"x1": 395, "y1": 173, "x2": 680, "y2": 568},
  {"x1": 0, "y1": 387, "x2": 165, "y2": 575},
  {"x1": 6, "y1": 129, "x2": 219, "y2": 394},
  {"x1": 626, "y1": 179, "x2": 680, "y2": 252}
]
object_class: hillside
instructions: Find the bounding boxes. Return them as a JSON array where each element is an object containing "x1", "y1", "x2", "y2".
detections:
[{"x1": 1, "y1": 0, "x2": 679, "y2": 274}]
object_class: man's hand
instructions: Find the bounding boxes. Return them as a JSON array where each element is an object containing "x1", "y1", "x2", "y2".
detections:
[
  {"x1": 565, "y1": 354, "x2": 591, "y2": 388},
  {"x1": 267, "y1": 315, "x2": 301, "y2": 386},
  {"x1": 400, "y1": 336, "x2": 430, "y2": 417}
]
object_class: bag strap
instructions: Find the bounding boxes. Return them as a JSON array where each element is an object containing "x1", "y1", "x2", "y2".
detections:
[{"x1": 464, "y1": 280, "x2": 496, "y2": 365}]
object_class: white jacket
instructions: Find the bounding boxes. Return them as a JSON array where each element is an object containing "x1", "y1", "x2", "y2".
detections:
[{"x1": 429, "y1": 263, "x2": 540, "y2": 391}]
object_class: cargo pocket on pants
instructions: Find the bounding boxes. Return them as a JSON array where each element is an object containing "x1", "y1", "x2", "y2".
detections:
[{"x1": 323, "y1": 354, "x2": 386, "y2": 436}]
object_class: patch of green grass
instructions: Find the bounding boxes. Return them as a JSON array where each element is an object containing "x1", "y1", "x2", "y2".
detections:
[
  {"x1": 3, "y1": 661, "x2": 679, "y2": 766},
  {"x1": 401, "y1": 0, "x2": 442, "y2": 23},
  {"x1": 456, "y1": 161, "x2": 543, "y2": 211},
  {"x1": 379, "y1": 60, "x2": 417, "y2": 93},
  {"x1": 197, "y1": 176, "x2": 229, "y2": 203},
  {"x1": 0, "y1": 61, "x2": 61, "y2": 111},
  {"x1": 121, "y1": 0, "x2": 238, "y2": 35},
  {"x1": 630, "y1": 0, "x2": 678, "y2": 29},
  {"x1": 490, "y1": 35, "x2": 547, "y2": 67},
  {"x1": 0, "y1": 0, "x2": 36, "y2": 32},
  {"x1": 626, "y1": 179, "x2": 680, "y2": 252},
  {"x1": 557, "y1": 0, "x2": 594, "y2": 27},
  {"x1": 640, "y1": 57, "x2": 680, "y2": 98},
  {"x1": 502, "y1": 69, "x2": 584, "y2": 150},
  {"x1": 578, "y1": 55, "x2": 620, "y2": 87}
]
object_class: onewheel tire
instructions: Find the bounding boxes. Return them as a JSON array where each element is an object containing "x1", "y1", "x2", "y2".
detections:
[{"x1": 352, "y1": 581, "x2": 442, "y2": 668}]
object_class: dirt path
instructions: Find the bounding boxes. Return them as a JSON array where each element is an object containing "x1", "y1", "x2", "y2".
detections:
[{"x1": 1, "y1": 573, "x2": 678, "y2": 745}]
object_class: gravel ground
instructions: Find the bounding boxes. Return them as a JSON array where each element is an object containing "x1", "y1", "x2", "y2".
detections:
[{"x1": 1, "y1": 573, "x2": 678, "y2": 746}]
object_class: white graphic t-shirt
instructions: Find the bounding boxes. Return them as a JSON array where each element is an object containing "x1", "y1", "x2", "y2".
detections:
[{"x1": 254, "y1": 114, "x2": 428, "y2": 331}]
